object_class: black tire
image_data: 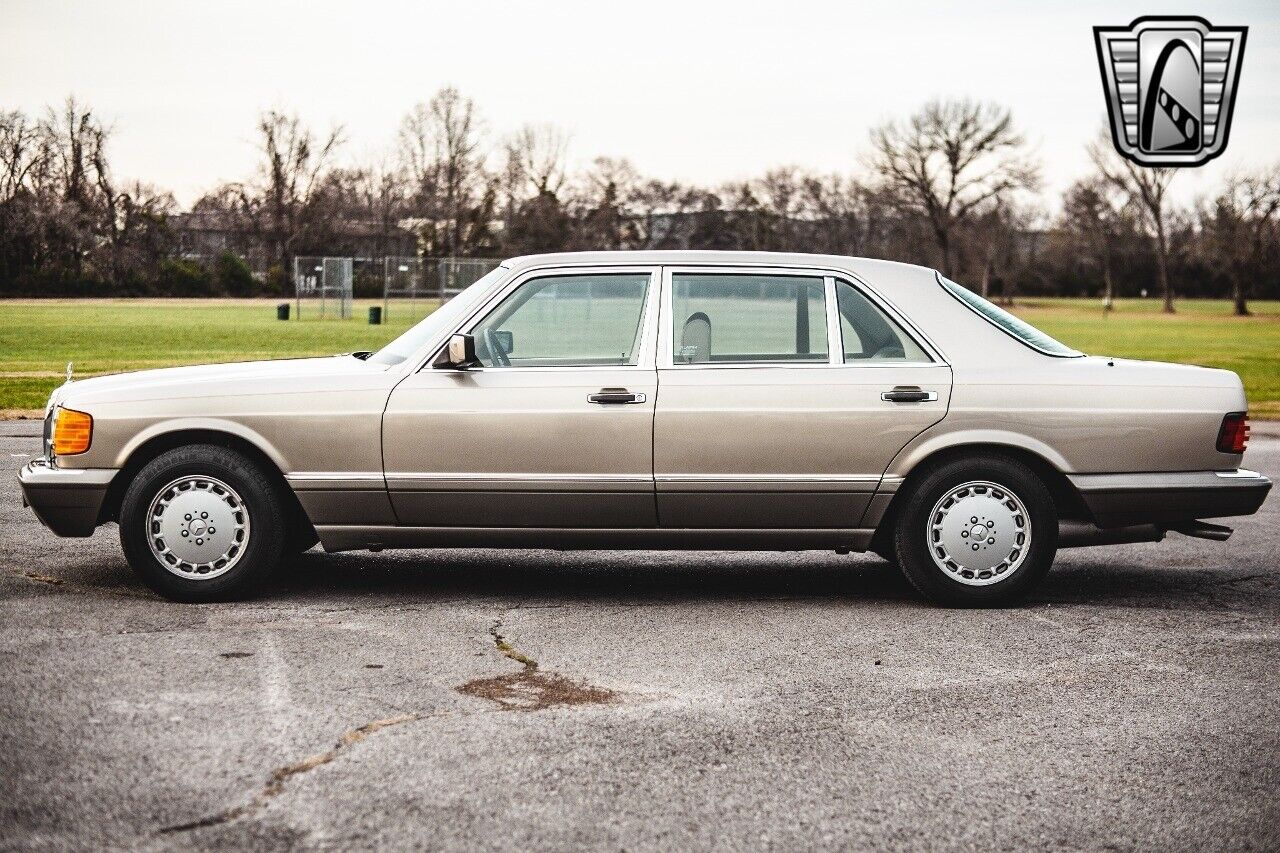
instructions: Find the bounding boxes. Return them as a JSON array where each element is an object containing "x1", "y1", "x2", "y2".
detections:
[
  {"x1": 893, "y1": 455, "x2": 1057, "y2": 607},
  {"x1": 119, "y1": 444, "x2": 286, "y2": 602}
]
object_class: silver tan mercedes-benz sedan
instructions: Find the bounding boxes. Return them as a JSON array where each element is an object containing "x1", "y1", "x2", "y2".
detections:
[{"x1": 19, "y1": 252, "x2": 1272, "y2": 605}]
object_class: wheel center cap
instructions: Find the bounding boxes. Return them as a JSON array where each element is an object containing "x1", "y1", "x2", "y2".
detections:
[
  {"x1": 970, "y1": 524, "x2": 989, "y2": 539},
  {"x1": 190, "y1": 520, "x2": 207, "y2": 535}
]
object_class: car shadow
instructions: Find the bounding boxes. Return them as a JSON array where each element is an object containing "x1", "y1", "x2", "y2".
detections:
[
  {"x1": 264, "y1": 548, "x2": 1277, "y2": 612},
  {"x1": 27, "y1": 537, "x2": 1275, "y2": 613},
  {"x1": 271, "y1": 549, "x2": 923, "y2": 605}
]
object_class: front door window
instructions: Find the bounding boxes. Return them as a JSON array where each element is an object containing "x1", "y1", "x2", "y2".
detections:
[{"x1": 471, "y1": 273, "x2": 651, "y2": 368}]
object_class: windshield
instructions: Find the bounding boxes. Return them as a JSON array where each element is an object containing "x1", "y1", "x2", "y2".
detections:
[
  {"x1": 937, "y1": 274, "x2": 1081, "y2": 357},
  {"x1": 368, "y1": 267, "x2": 509, "y2": 366}
]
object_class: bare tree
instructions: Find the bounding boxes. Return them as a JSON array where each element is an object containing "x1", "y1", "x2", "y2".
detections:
[
  {"x1": 797, "y1": 173, "x2": 872, "y2": 256},
  {"x1": 571, "y1": 157, "x2": 641, "y2": 249},
  {"x1": 1061, "y1": 177, "x2": 1132, "y2": 311},
  {"x1": 397, "y1": 87, "x2": 486, "y2": 256},
  {"x1": 1088, "y1": 131, "x2": 1178, "y2": 313},
  {"x1": 505, "y1": 123, "x2": 570, "y2": 197},
  {"x1": 253, "y1": 110, "x2": 344, "y2": 279},
  {"x1": 0, "y1": 111, "x2": 40, "y2": 204},
  {"x1": 629, "y1": 179, "x2": 702, "y2": 249},
  {"x1": 867, "y1": 98, "x2": 1039, "y2": 277},
  {"x1": 1201, "y1": 167, "x2": 1280, "y2": 316}
]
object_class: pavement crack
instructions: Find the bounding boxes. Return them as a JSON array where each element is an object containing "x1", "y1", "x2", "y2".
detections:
[
  {"x1": 458, "y1": 611, "x2": 616, "y2": 711},
  {"x1": 489, "y1": 618, "x2": 538, "y2": 671},
  {"x1": 159, "y1": 712, "x2": 421, "y2": 835}
]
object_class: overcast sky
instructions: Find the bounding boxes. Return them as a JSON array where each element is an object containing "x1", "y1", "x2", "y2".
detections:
[{"x1": 4, "y1": 0, "x2": 1278, "y2": 208}]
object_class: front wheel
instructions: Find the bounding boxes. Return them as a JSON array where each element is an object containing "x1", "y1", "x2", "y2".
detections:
[
  {"x1": 119, "y1": 445, "x2": 286, "y2": 602},
  {"x1": 893, "y1": 455, "x2": 1057, "y2": 606}
]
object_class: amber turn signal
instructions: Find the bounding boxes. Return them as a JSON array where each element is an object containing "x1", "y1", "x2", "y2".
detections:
[{"x1": 53, "y1": 407, "x2": 93, "y2": 455}]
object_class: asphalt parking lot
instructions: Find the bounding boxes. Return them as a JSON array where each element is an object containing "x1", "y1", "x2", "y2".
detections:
[{"x1": 1, "y1": 422, "x2": 1277, "y2": 852}]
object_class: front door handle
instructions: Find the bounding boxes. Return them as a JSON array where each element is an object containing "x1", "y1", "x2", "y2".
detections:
[
  {"x1": 881, "y1": 386, "x2": 938, "y2": 403},
  {"x1": 588, "y1": 388, "x2": 647, "y2": 405}
]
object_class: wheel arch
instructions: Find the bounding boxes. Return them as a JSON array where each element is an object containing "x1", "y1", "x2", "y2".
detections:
[
  {"x1": 98, "y1": 426, "x2": 314, "y2": 540},
  {"x1": 868, "y1": 441, "x2": 1087, "y2": 555}
]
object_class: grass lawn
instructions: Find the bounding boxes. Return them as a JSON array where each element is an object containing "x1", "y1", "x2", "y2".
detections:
[
  {"x1": 1011, "y1": 298, "x2": 1280, "y2": 419},
  {"x1": 0, "y1": 299, "x2": 437, "y2": 415},
  {"x1": 1, "y1": 296, "x2": 1278, "y2": 418}
]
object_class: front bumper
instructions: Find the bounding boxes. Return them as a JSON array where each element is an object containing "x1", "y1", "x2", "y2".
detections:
[
  {"x1": 18, "y1": 459, "x2": 117, "y2": 537},
  {"x1": 1068, "y1": 469, "x2": 1272, "y2": 528}
]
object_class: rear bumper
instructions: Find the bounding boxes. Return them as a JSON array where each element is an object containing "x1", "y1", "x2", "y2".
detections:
[
  {"x1": 1069, "y1": 469, "x2": 1272, "y2": 528},
  {"x1": 18, "y1": 459, "x2": 117, "y2": 537}
]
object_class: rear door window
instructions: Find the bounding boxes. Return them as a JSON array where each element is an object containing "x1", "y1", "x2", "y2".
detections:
[
  {"x1": 836, "y1": 280, "x2": 931, "y2": 362},
  {"x1": 671, "y1": 273, "x2": 828, "y2": 364}
]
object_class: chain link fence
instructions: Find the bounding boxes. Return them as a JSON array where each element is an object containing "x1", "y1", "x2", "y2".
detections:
[
  {"x1": 293, "y1": 256, "x2": 354, "y2": 319},
  {"x1": 382, "y1": 257, "x2": 502, "y2": 319}
]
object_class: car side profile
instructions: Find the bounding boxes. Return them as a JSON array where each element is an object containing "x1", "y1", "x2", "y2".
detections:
[{"x1": 18, "y1": 251, "x2": 1272, "y2": 605}]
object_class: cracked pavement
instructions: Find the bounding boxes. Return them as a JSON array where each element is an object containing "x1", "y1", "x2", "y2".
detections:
[{"x1": 0, "y1": 422, "x2": 1277, "y2": 851}]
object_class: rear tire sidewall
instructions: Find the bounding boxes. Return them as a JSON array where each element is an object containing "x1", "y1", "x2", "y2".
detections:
[
  {"x1": 894, "y1": 456, "x2": 1057, "y2": 606},
  {"x1": 119, "y1": 445, "x2": 285, "y2": 602}
]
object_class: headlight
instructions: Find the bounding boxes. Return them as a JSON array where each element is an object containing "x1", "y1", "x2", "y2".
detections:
[{"x1": 51, "y1": 407, "x2": 93, "y2": 456}]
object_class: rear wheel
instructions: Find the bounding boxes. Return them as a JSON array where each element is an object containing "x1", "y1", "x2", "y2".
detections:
[
  {"x1": 893, "y1": 455, "x2": 1057, "y2": 606},
  {"x1": 119, "y1": 445, "x2": 286, "y2": 602}
]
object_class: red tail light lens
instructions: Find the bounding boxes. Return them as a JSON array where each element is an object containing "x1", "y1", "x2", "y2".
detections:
[{"x1": 1216, "y1": 413, "x2": 1249, "y2": 454}]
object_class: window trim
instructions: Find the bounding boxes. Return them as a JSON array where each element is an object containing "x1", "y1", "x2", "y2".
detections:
[
  {"x1": 936, "y1": 271, "x2": 1083, "y2": 358},
  {"x1": 422, "y1": 265, "x2": 663, "y2": 372},
  {"x1": 658, "y1": 265, "x2": 943, "y2": 369},
  {"x1": 833, "y1": 276, "x2": 934, "y2": 365}
]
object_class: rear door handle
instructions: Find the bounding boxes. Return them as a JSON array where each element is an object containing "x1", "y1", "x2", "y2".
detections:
[
  {"x1": 881, "y1": 387, "x2": 938, "y2": 403},
  {"x1": 588, "y1": 389, "x2": 647, "y2": 405}
]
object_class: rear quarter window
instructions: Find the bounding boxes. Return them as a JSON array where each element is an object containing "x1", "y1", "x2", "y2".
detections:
[{"x1": 937, "y1": 274, "x2": 1081, "y2": 357}]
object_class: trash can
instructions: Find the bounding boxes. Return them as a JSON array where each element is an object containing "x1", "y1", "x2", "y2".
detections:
[
  {"x1": 276, "y1": 303, "x2": 290, "y2": 321},
  {"x1": 368, "y1": 306, "x2": 382, "y2": 325}
]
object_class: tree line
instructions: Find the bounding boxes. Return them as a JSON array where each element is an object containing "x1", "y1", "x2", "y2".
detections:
[{"x1": 2, "y1": 91, "x2": 1278, "y2": 313}]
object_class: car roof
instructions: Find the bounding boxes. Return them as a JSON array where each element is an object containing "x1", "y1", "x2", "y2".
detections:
[{"x1": 502, "y1": 250, "x2": 939, "y2": 288}]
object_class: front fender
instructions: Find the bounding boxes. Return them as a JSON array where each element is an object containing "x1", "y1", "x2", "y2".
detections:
[{"x1": 111, "y1": 417, "x2": 291, "y2": 472}]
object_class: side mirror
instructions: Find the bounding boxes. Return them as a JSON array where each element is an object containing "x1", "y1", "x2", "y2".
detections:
[{"x1": 436, "y1": 333, "x2": 480, "y2": 369}]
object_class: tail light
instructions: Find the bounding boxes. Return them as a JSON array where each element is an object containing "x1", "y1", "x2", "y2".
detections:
[
  {"x1": 1216, "y1": 412, "x2": 1249, "y2": 454},
  {"x1": 52, "y1": 407, "x2": 93, "y2": 455}
]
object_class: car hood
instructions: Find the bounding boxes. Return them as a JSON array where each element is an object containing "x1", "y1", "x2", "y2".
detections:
[{"x1": 51, "y1": 356, "x2": 392, "y2": 409}]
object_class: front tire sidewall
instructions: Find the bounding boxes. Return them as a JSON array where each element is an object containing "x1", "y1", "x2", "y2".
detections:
[
  {"x1": 119, "y1": 445, "x2": 285, "y2": 602},
  {"x1": 894, "y1": 457, "x2": 1057, "y2": 606}
]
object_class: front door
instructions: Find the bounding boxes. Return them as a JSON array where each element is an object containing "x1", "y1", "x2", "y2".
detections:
[
  {"x1": 653, "y1": 268, "x2": 951, "y2": 529},
  {"x1": 383, "y1": 266, "x2": 661, "y2": 528}
]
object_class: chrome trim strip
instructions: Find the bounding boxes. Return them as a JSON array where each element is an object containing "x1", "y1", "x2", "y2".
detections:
[
  {"x1": 285, "y1": 472, "x2": 386, "y2": 492},
  {"x1": 1069, "y1": 470, "x2": 1273, "y2": 492},
  {"x1": 418, "y1": 264, "x2": 663, "y2": 374},
  {"x1": 656, "y1": 264, "x2": 948, "y2": 369},
  {"x1": 935, "y1": 271, "x2": 1083, "y2": 359},
  {"x1": 385, "y1": 472, "x2": 651, "y2": 482},
  {"x1": 18, "y1": 461, "x2": 118, "y2": 487},
  {"x1": 286, "y1": 471, "x2": 384, "y2": 481},
  {"x1": 656, "y1": 473, "x2": 880, "y2": 483}
]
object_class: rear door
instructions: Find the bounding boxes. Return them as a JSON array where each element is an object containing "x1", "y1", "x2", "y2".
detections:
[{"x1": 653, "y1": 266, "x2": 951, "y2": 529}]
